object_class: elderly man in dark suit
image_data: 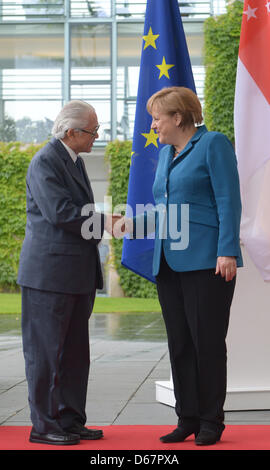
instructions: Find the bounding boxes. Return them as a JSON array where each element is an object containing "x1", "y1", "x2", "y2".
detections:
[{"x1": 17, "y1": 100, "x2": 114, "y2": 445}]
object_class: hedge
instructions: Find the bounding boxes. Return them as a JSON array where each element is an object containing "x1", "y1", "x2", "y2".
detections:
[
  {"x1": 0, "y1": 142, "x2": 42, "y2": 291},
  {"x1": 203, "y1": 0, "x2": 243, "y2": 141}
]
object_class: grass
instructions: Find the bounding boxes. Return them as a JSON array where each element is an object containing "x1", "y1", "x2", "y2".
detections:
[{"x1": 0, "y1": 293, "x2": 161, "y2": 315}]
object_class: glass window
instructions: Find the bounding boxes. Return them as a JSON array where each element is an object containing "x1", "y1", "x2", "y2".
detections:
[
  {"x1": 70, "y1": 0, "x2": 111, "y2": 18},
  {"x1": 0, "y1": 0, "x2": 65, "y2": 21},
  {"x1": 0, "y1": 24, "x2": 64, "y2": 142},
  {"x1": 115, "y1": 0, "x2": 216, "y2": 19},
  {"x1": 116, "y1": 0, "x2": 146, "y2": 18},
  {"x1": 71, "y1": 24, "x2": 112, "y2": 143},
  {"x1": 183, "y1": 21, "x2": 205, "y2": 101},
  {"x1": 117, "y1": 23, "x2": 142, "y2": 140}
]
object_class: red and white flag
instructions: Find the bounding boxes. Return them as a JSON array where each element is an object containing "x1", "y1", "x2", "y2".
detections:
[{"x1": 234, "y1": 0, "x2": 270, "y2": 280}]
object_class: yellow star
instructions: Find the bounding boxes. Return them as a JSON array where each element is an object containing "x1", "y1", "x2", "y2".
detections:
[
  {"x1": 141, "y1": 129, "x2": 159, "y2": 148},
  {"x1": 143, "y1": 26, "x2": 160, "y2": 50},
  {"x1": 130, "y1": 150, "x2": 135, "y2": 164},
  {"x1": 156, "y1": 56, "x2": 175, "y2": 79}
]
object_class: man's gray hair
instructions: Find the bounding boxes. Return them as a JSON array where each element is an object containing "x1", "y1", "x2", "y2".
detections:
[{"x1": 52, "y1": 100, "x2": 95, "y2": 139}]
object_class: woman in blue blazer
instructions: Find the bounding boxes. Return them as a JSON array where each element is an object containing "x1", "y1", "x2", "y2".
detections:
[{"x1": 125, "y1": 87, "x2": 243, "y2": 446}]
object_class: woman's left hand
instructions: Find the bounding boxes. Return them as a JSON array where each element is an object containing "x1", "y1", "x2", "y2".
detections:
[{"x1": 215, "y1": 256, "x2": 237, "y2": 282}]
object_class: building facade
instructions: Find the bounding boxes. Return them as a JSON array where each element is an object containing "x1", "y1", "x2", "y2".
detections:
[{"x1": 0, "y1": 0, "x2": 226, "y2": 144}]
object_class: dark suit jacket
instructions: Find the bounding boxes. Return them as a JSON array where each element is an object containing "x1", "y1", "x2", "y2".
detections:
[{"x1": 17, "y1": 138, "x2": 104, "y2": 294}]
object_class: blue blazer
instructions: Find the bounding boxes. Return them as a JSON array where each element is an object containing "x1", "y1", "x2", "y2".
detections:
[
  {"x1": 135, "y1": 125, "x2": 243, "y2": 276},
  {"x1": 17, "y1": 138, "x2": 104, "y2": 294}
]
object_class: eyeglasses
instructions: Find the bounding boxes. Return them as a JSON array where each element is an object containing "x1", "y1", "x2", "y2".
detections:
[{"x1": 75, "y1": 125, "x2": 100, "y2": 137}]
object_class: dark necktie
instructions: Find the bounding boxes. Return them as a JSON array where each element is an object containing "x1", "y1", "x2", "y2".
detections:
[
  {"x1": 75, "y1": 157, "x2": 94, "y2": 199},
  {"x1": 75, "y1": 157, "x2": 86, "y2": 182}
]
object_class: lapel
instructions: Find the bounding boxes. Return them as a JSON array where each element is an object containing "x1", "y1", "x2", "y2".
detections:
[
  {"x1": 169, "y1": 125, "x2": 208, "y2": 172},
  {"x1": 162, "y1": 145, "x2": 175, "y2": 180},
  {"x1": 78, "y1": 156, "x2": 94, "y2": 201},
  {"x1": 50, "y1": 138, "x2": 93, "y2": 200}
]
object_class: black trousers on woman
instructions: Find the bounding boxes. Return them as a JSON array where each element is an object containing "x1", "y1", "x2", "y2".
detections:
[{"x1": 156, "y1": 252, "x2": 236, "y2": 434}]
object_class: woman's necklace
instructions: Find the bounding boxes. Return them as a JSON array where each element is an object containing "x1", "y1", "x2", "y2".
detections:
[
  {"x1": 173, "y1": 147, "x2": 182, "y2": 158},
  {"x1": 173, "y1": 128, "x2": 197, "y2": 158}
]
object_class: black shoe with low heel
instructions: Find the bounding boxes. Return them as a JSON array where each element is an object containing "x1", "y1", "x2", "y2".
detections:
[
  {"x1": 195, "y1": 429, "x2": 222, "y2": 446},
  {"x1": 160, "y1": 426, "x2": 199, "y2": 443}
]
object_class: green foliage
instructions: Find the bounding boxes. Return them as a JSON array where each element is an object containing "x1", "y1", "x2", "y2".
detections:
[
  {"x1": 0, "y1": 293, "x2": 161, "y2": 314},
  {"x1": 0, "y1": 141, "x2": 42, "y2": 290},
  {"x1": 204, "y1": 0, "x2": 243, "y2": 142},
  {"x1": 105, "y1": 140, "x2": 157, "y2": 298}
]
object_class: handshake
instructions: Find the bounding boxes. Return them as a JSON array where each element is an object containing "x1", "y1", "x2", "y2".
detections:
[{"x1": 104, "y1": 214, "x2": 133, "y2": 239}]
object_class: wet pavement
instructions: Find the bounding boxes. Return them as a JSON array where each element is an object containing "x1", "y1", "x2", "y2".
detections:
[
  {"x1": 0, "y1": 311, "x2": 167, "y2": 349},
  {"x1": 0, "y1": 312, "x2": 175, "y2": 427},
  {"x1": 1, "y1": 312, "x2": 270, "y2": 428}
]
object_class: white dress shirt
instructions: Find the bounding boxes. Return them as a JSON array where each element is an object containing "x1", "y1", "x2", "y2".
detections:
[{"x1": 60, "y1": 139, "x2": 78, "y2": 163}]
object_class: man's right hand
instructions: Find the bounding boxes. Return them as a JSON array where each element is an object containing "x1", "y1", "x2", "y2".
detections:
[
  {"x1": 104, "y1": 215, "x2": 133, "y2": 239},
  {"x1": 113, "y1": 216, "x2": 133, "y2": 239}
]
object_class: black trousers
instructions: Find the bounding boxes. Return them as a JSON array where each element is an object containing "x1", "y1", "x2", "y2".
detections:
[
  {"x1": 156, "y1": 253, "x2": 236, "y2": 433},
  {"x1": 21, "y1": 287, "x2": 95, "y2": 434}
]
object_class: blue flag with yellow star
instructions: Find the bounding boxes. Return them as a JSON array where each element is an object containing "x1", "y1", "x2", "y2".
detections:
[{"x1": 121, "y1": 0, "x2": 196, "y2": 283}]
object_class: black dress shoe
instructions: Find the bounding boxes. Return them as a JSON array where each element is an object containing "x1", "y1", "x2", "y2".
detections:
[
  {"x1": 65, "y1": 424, "x2": 103, "y2": 440},
  {"x1": 29, "y1": 429, "x2": 80, "y2": 446},
  {"x1": 195, "y1": 429, "x2": 221, "y2": 446},
  {"x1": 160, "y1": 426, "x2": 199, "y2": 443}
]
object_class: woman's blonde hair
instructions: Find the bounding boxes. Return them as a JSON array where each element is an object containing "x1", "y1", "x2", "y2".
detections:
[{"x1": 147, "y1": 86, "x2": 203, "y2": 128}]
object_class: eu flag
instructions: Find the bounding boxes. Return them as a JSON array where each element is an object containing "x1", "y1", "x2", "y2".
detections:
[{"x1": 121, "y1": 0, "x2": 196, "y2": 283}]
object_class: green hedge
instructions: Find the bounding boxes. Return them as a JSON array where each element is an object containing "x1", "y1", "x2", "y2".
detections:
[
  {"x1": 0, "y1": 142, "x2": 42, "y2": 291},
  {"x1": 204, "y1": 0, "x2": 243, "y2": 141},
  {"x1": 105, "y1": 140, "x2": 157, "y2": 298}
]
